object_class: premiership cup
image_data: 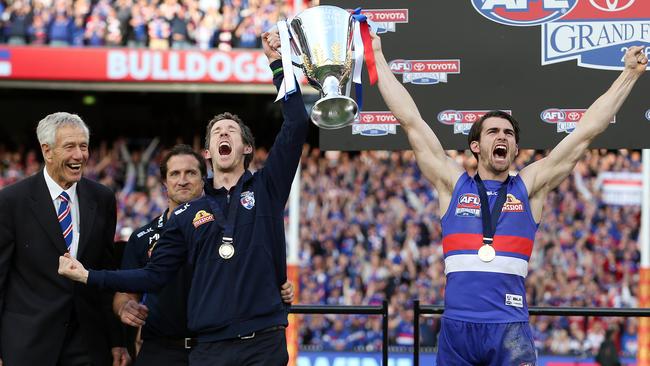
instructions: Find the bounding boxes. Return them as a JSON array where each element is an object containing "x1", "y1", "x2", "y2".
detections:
[{"x1": 289, "y1": 5, "x2": 358, "y2": 129}]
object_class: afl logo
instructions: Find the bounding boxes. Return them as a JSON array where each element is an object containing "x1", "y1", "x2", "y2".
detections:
[
  {"x1": 471, "y1": 0, "x2": 577, "y2": 27},
  {"x1": 588, "y1": 0, "x2": 635, "y2": 12},
  {"x1": 437, "y1": 110, "x2": 463, "y2": 125}
]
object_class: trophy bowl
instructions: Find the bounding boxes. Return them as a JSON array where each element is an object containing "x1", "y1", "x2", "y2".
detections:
[{"x1": 289, "y1": 5, "x2": 358, "y2": 129}]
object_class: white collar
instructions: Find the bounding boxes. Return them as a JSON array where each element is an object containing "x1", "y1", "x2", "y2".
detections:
[{"x1": 43, "y1": 167, "x2": 78, "y2": 203}]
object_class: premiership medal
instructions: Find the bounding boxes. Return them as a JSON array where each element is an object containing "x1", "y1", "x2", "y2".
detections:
[
  {"x1": 219, "y1": 239, "x2": 235, "y2": 259},
  {"x1": 478, "y1": 244, "x2": 496, "y2": 262}
]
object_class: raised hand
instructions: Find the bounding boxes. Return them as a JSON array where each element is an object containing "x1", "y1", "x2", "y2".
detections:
[
  {"x1": 262, "y1": 29, "x2": 282, "y2": 64},
  {"x1": 624, "y1": 46, "x2": 648, "y2": 74}
]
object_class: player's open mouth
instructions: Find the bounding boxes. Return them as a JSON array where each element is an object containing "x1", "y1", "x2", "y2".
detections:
[
  {"x1": 219, "y1": 142, "x2": 232, "y2": 156},
  {"x1": 493, "y1": 144, "x2": 507, "y2": 160}
]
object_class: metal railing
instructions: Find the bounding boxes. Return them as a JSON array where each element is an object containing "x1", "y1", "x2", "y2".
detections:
[
  {"x1": 288, "y1": 301, "x2": 650, "y2": 365},
  {"x1": 289, "y1": 300, "x2": 389, "y2": 365}
]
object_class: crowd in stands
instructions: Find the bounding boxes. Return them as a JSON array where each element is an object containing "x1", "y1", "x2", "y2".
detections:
[
  {"x1": 0, "y1": 141, "x2": 642, "y2": 358},
  {"x1": 0, "y1": 0, "x2": 313, "y2": 50}
]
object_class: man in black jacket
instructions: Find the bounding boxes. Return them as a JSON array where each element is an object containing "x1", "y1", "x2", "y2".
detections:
[
  {"x1": 113, "y1": 144, "x2": 296, "y2": 365},
  {"x1": 0, "y1": 112, "x2": 129, "y2": 366}
]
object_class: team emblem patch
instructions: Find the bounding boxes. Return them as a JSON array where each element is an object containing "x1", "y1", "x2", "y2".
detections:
[
  {"x1": 456, "y1": 193, "x2": 481, "y2": 217},
  {"x1": 502, "y1": 194, "x2": 525, "y2": 212},
  {"x1": 192, "y1": 210, "x2": 214, "y2": 228},
  {"x1": 240, "y1": 191, "x2": 255, "y2": 210}
]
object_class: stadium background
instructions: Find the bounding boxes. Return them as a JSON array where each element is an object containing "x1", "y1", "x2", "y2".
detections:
[{"x1": 0, "y1": 0, "x2": 648, "y2": 365}]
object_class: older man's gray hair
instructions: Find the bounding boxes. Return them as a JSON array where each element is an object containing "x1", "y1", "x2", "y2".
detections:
[{"x1": 36, "y1": 112, "x2": 90, "y2": 147}]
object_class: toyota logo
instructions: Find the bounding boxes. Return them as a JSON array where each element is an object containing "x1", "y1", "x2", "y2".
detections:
[
  {"x1": 589, "y1": 0, "x2": 635, "y2": 12},
  {"x1": 413, "y1": 63, "x2": 426, "y2": 72},
  {"x1": 568, "y1": 112, "x2": 581, "y2": 121}
]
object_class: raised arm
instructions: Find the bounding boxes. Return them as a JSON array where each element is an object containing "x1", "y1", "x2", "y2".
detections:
[
  {"x1": 258, "y1": 29, "x2": 309, "y2": 209},
  {"x1": 59, "y1": 214, "x2": 189, "y2": 292},
  {"x1": 521, "y1": 46, "x2": 647, "y2": 221},
  {"x1": 372, "y1": 33, "x2": 463, "y2": 211}
]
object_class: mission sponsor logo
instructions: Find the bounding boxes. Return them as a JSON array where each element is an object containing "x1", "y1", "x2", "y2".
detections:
[
  {"x1": 357, "y1": 9, "x2": 408, "y2": 34},
  {"x1": 437, "y1": 109, "x2": 513, "y2": 135},
  {"x1": 471, "y1": 0, "x2": 577, "y2": 27},
  {"x1": 389, "y1": 59, "x2": 460, "y2": 85},
  {"x1": 502, "y1": 194, "x2": 525, "y2": 212},
  {"x1": 192, "y1": 210, "x2": 215, "y2": 228},
  {"x1": 542, "y1": 0, "x2": 650, "y2": 70},
  {"x1": 540, "y1": 108, "x2": 616, "y2": 133},
  {"x1": 456, "y1": 193, "x2": 482, "y2": 217},
  {"x1": 352, "y1": 112, "x2": 399, "y2": 137}
]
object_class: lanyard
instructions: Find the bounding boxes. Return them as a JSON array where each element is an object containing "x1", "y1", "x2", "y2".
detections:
[
  {"x1": 474, "y1": 174, "x2": 510, "y2": 246},
  {"x1": 207, "y1": 176, "x2": 245, "y2": 245}
]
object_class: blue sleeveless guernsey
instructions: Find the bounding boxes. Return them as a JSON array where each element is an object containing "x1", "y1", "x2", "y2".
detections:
[{"x1": 440, "y1": 172, "x2": 538, "y2": 323}]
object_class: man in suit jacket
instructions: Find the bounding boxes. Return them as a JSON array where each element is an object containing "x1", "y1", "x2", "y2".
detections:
[{"x1": 0, "y1": 112, "x2": 129, "y2": 366}]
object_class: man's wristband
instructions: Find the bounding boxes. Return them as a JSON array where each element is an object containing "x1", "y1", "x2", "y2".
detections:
[{"x1": 272, "y1": 67, "x2": 283, "y2": 76}]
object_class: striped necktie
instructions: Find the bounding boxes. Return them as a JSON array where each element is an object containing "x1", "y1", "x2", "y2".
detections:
[{"x1": 58, "y1": 191, "x2": 73, "y2": 250}]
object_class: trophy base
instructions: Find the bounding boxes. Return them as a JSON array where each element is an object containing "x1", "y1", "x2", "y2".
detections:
[{"x1": 311, "y1": 96, "x2": 358, "y2": 129}]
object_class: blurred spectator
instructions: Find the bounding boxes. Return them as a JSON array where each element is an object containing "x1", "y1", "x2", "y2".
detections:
[
  {"x1": 595, "y1": 328, "x2": 621, "y2": 366},
  {"x1": 48, "y1": 9, "x2": 72, "y2": 45},
  {"x1": 147, "y1": 9, "x2": 169, "y2": 49},
  {"x1": 126, "y1": 2, "x2": 148, "y2": 47},
  {"x1": 105, "y1": 8, "x2": 122, "y2": 46},
  {"x1": 169, "y1": 5, "x2": 189, "y2": 48},
  {"x1": 28, "y1": 12, "x2": 47, "y2": 43},
  {"x1": 85, "y1": 10, "x2": 107, "y2": 46},
  {"x1": 5, "y1": 0, "x2": 32, "y2": 44}
]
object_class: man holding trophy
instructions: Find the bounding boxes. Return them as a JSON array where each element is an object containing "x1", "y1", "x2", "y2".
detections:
[
  {"x1": 57, "y1": 5, "x2": 370, "y2": 365},
  {"x1": 370, "y1": 28, "x2": 647, "y2": 366},
  {"x1": 58, "y1": 28, "x2": 308, "y2": 366}
]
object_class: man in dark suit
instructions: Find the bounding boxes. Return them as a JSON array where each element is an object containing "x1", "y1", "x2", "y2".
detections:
[{"x1": 0, "y1": 112, "x2": 129, "y2": 366}]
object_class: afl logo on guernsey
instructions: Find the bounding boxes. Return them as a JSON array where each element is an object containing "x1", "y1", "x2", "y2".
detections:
[
  {"x1": 471, "y1": 0, "x2": 577, "y2": 26},
  {"x1": 456, "y1": 193, "x2": 481, "y2": 217}
]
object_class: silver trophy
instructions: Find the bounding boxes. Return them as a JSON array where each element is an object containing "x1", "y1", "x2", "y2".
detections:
[{"x1": 289, "y1": 5, "x2": 358, "y2": 129}]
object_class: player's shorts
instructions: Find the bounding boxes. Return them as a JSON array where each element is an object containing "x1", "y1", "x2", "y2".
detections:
[{"x1": 436, "y1": 317, "x2": 537, "y2": 366}]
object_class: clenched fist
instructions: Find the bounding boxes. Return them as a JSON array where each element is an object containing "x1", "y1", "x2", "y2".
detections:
[{"x1": 58, "y1": 253, "x2": 89, "y2": 284}]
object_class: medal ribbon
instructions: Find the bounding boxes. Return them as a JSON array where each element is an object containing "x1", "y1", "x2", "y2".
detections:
[
  {"x1": 207, "y1": 176, "x2": 245, "y2": 247},
  {"x1": 474, "y1": 174, "x2": 510, "y2": 248}
]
